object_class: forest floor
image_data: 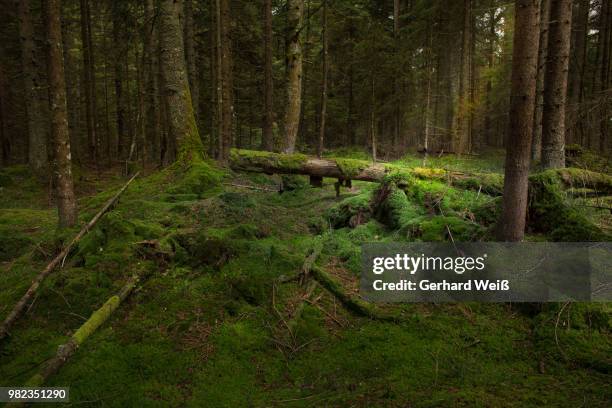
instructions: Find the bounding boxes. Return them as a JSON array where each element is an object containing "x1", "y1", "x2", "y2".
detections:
[{"x1": 0, "y1": 149, "x2": 610, "y2": 407}]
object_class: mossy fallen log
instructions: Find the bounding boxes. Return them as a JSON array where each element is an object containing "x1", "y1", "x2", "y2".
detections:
[
  {"x1": 0, "y1": 172, "x2": 140, "y2": 344},
  {"x1": 310, "y1": 265, "x2": 407, "y2": 323},
  {"x1": 22, "y1": 274, "x2": 140, "y2": 389},
  {"x1": 230, "y1": 149, "x2": 612, "y2": 197}
]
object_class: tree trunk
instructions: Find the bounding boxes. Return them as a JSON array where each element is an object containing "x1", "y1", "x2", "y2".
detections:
[
  {"x1": 217, "y1": 0, "x2": 233, "y2": 163},
  {"x1": 597, "y1": 0, "x2": 611, "y2": 151},
  {"x1": 45, "y1": 0, "x2": 78, "y2": 228},
  {"x1": 531, "y1": 0, "x2": 551, "y2": 161},
  {"x1": 112, "y1": 3, "x2": 128, "y2": 161},
  {"x1": 18, "y1": 0, "x2": 48, "y2": 178},
  {"x1": 262, "y1": 0, "x2": 274, "y2": 151},
  {"x1": 541, "y1": 0, "x2": 572, "y2": 169},
  {"x1": 393, "y1": 0, "x2": 401, "y2": 151},
  {"x1": 453, "y1": 0, "x2": 472, "y2": 155},
  {"x1": 282, "y1": 0, "x2": 304, "y2": 153},
  {"x1": 62, "y1": 15, "x2": 82, "y2": 165},
  {"x1": 566, "y1": 0, "x2": 589, "y2": 145},
  {"x1": 497, "y1": 0, "x2": 540, "y2": 241},
  {"x1": 80, "y1": 0, "x2": 98, "y2": 166},
  {"x1": 484, "y1": 7, "x2": 497, "y2": 147},
  {"x1": 370, "y1": 73, "x2": 377, "y2": 162},
  {"x1": 144, "y1": 0, "x2": 161, "y2": 165},
  {"x1": 159, "y1": 0, "x2": 204, "y2": 163},
  {"x1": 0, "y1": 65, "x2": 7, "y2": 166},
  {"x1": 184, "y1": 0, "x2": 200, "y2": 125},
  {"x1": 317, "y1": 0, "x2": 328, "y2": 158}
]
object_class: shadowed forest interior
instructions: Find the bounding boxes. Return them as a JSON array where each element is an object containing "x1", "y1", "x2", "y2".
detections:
[{"x1": 0, "y1": 0, "x2": 610, "y2": 406}]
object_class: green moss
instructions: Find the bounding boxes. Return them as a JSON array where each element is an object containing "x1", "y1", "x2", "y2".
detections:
[
  {"x1": 230, "y1": 148, "x2": 308, "y2": 171},
  {"x1": 167, "y1": 160, "x2": 224, "y2": 198},
  {"x1": 528, "y1": 170, "x2": 609, "y2": 241},
  {"x1": 335, "y1": 158, "x2": 369, "y2": 178},
  {"x1": 326, "y1": 189, "x2": 373, "y2": 228},
  {"x1": 415, "y1": 215, "x2": 485, "y2": 242}
]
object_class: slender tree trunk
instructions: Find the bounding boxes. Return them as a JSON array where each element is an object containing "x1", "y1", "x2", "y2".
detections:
[
  {"x1": 0, "y1": 65, "x2": 7, "y2": 167},
  {"x1": 497, "y1": 0, "x2": 540, "y2": 241},
  {"x1": 62, "y1": 14, "x2": 82, "y2": 165},
  {"x1": 484, "y1": 7, "x2": 497, "y2": 147},
  {"x1": 112, "y1": 4, "x2": 128, "y2": 160},
  {"x1": 18, "y1": 0, "x2": 48, "y2": 177},
  {"x1": 597, "y1": 0, "x2": 611, "y2": 151},
  {"x1": 370, "y1": 73, "x2": 377, "y2": 162},
  {"x1": 159, "y1": 0, "x2": 204, "y2": 163},
  {"x1": 282, "y1": 0, "x2": 304, "y2": 153},
  {"x1": 453, "y1": 0, "x2": 472, "y2": 154},
  {"x1": 567, "y1": 0, "x2": 589, "y2": 145},
  {"x1": 393, "y1": 0, "x2": 401, "y2": 151},
  {"x1": 45, "y1": 0, "x2": 78, "y2": 227},
  {"x1": 184, "y1": 0, "x2": 199, "y2": 124},
  {"x1": 217, "y1": 0, "x2": 233, "y2": 163},
  {"x1": 80, "y1": 0, "x2": 97, "y2": 166},
  {"x1": 209, "y1": 0, "x2": 218, "y2": 158},
  {"x1": 144, "y1": 0, "x2": 161, "y2": 165},
  {"x1": 317, "y1": 0, "x2": 328, "y2": 158},
  {"x1": 541, "y1": 0, "x2": 572, "y2": 169},
  {"x1": 531, "y1": 0, "x2": 551, "y2": 161},
  {"x1": 262, "y1": 0, "x2": 274, "y2": 151}
]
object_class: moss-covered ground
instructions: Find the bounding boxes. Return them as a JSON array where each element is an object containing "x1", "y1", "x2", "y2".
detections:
[{"x1": 0, "y1": 150, "x2": 610, "y2": 407}]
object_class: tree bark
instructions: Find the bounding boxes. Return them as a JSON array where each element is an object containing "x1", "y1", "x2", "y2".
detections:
[
  {"x1": 282, "y1": 0, "x2": 304, "y2": 153},
  {"x1": 159, "y1": 0, "x2": 204, "y2": 163},
  {"x1": 80, "y1": 0, "x2": 98, "y2": 166},
  {"x1": 541, "y1": 0, "x2": 572, "y2": 169},
  {"x1": 262, "y1": 0, "x2": 274, "y2": 151},
  {"x1": 62, "y1": 14, "x2": 82, "y2": 165},
  {"x1": 184, "y1": 0, "x2": 200, "y2": 124},
  {"x1": 144, "y1": 0, "x2": 161, "y2": 165},
  {"x1": 18, "y1": 0, "x2": 48, "y2": 178},
  {"x1": 317, "y1": 0, "x2": 328, "y2": 158},
  {"x1": 497, "y1": 0, "x2": 540, "y2": 241},
  {"x1": 217, "y1": 0, "x2": 234, "y2": 163},
  {"x1": 45, "y1": 0, "x2": 78, "y2": 228},
  {"x1": 453, "y1": 0, "x2": 472, "y2": 155},
  {"x1": 112, "y1": 3, "x2": 128, "y2": 160},
  {"x1": 566, "y1": 0, "x2": 589, "y2": 145},
  {"x1": 597, "y1": 0, "x2": 611, "y2": 151},
  {"x1": 531, "y1": 0, "x2": 551, "y2": 161}
]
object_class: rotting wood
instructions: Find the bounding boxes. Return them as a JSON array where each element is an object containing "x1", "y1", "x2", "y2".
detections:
[
  {"x1": 22, "y1": 273, "x2": 142, "y2": 389},
  {"x1": 0, "y1": 172, "x2": 140, "y2": 343}
]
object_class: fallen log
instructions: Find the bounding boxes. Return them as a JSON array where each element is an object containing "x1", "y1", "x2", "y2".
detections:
[
  {"x1": 310, "y1": 265, "x2": 408, "y2": 323},
  {"x1": 0, "y1": 172, "x2": 140, "y2": 343},
  {"x1": 23, "y1": 274, "x2": 141, "y2": 389},
  {"x1": 230, "y1": 149, "x2": 612, "y2": 197}
]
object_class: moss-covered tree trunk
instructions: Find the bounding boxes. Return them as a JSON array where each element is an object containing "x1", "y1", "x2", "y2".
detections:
[
  {"x1": 283, "y1": 0, "x2": 304, "y2": 154},
  {"x1": 497, "y1": 0, "x2": 540, "y2": 241},
  {"x1": 541, "y1": 0, "x2": 572, "y2": 169},
  {"x1": 159, "y1": 0, "x2": 204, "y2": 164},
  {"x1": 18, "y1": 0, "x2": 48, "y2": 178}
]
